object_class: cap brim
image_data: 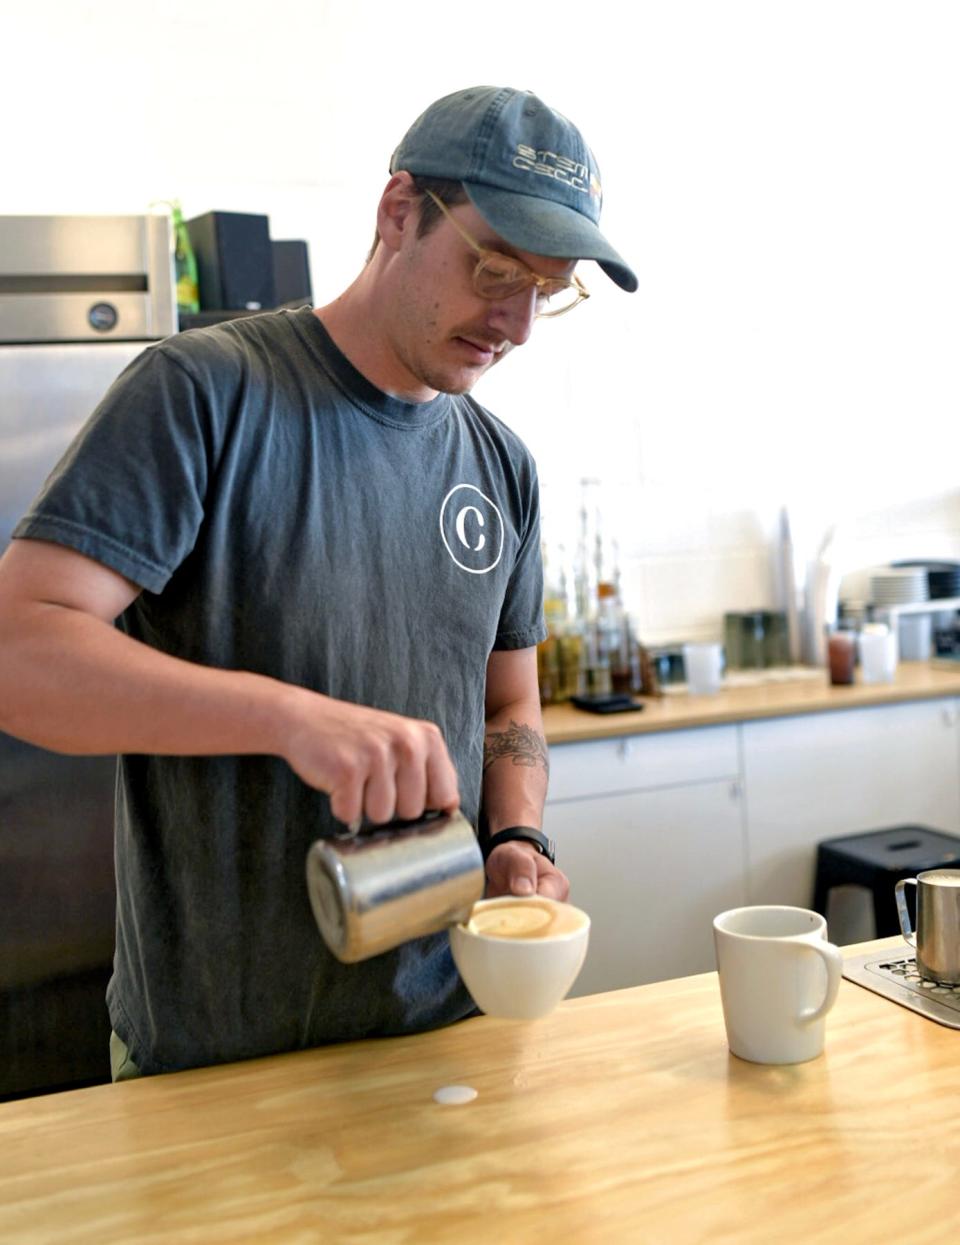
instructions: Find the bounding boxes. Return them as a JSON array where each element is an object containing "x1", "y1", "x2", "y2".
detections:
[{"x1": 463, "y1": 183, "x2": 638, "y2": 293}]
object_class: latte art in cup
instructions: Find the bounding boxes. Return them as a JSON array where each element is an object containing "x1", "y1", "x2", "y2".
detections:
[
  {"x1": 450, "y1": 895, "x2": 591, "y2": 1020},
  {"x1": 465, "y1": 896, "x2": 588, "y2": 940}
]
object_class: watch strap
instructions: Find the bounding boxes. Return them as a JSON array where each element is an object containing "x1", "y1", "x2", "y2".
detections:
[{"x1": 483, "y1": 826, "x2": 556, "y2": 865}]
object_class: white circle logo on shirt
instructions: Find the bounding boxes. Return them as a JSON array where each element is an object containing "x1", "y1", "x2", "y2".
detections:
[{"x1": 439, "y1": 484, "x2": 504, "y2": 574}]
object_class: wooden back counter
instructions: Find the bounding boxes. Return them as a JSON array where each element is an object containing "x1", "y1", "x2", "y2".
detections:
[
  {"x1": 542, "y1": 660, "x2": 960, "y2": 742},
  {"x1": 1, "y1": 938, "x2": 958, "y2": 1243}
]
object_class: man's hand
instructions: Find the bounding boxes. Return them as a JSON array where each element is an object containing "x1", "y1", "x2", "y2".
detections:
[
  {"x1": 282, "y1": 692, "x2": 460, "y2": 826},
  {"x1": 484, "y1": 840, "x2": 570, "y2": 901}
]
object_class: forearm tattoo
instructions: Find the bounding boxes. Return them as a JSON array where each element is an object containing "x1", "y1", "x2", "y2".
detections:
[{"x1": 483, "y1": 719, "x2": 549, "y2": 774}]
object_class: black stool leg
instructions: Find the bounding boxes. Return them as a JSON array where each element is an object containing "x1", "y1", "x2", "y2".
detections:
[{"x1": 812, "y1": 856, "x2": 834, "y2": 919}]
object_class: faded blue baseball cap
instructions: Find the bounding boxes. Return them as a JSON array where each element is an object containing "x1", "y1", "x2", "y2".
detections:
[{"x1": 389, "y1": 86, "x2": 638, "y2": 293}]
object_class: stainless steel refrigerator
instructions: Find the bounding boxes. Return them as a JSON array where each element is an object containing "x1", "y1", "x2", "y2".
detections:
[{"x1": 0, "y1": 213, "x2": 174, "y2": 1096}]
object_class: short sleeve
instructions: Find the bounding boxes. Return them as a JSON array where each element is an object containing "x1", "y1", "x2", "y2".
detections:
[
  {"x1": 493, "y1": 464, "x2": 547, "y2": 651},
  {"x1": 12, "y1": 345, "x2": 216, "y2": 594}
]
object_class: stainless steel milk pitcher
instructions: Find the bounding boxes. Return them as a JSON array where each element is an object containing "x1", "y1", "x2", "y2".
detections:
[
  {"x1": 305, "y1": 808, "x2": 485, "y2": 963},
  {"x1": 895, "y1": 868, "x2": 960, "y2": 984}
]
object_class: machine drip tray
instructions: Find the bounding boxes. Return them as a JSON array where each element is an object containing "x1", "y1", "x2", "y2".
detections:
[{"x1": 843, "y1": 946, "x2": 960, "y2": 1029}]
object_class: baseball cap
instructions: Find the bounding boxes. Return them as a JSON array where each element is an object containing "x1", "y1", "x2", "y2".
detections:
[{"x1": 389, "y1": 86, "x2": 638, "y2": 293}]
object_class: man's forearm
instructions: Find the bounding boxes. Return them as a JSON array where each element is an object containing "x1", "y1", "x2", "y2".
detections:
[
  {"x1": 0, "y1": 541, "x2": 461, "y2": 825},
  {"x1": 0, "y1": 600, "x2": 300, "y2": 757},
  {"x1": 481, "y1": 707, "x2": 549, "y2": 835},
  {"x1": 0, "y1": 600, "x2": 462, "y2": 823}
]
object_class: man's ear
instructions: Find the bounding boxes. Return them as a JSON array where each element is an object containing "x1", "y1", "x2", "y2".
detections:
[{"x1": 377, "y1": 172, "x2": 419, "y2": 253}]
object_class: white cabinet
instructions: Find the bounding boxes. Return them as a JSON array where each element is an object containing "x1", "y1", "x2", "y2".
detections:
[
  {"x1": 545, "y1": 726, "x2": 746, "y2": 995},
  {"x1": 547, "y1": 727, "x2": 740, "y2": 801},
  {"x1": 741, "y1": 698, "x2": 960, "y2": 913},
  {"x1": 545, "y1": 697, "x2": 960, "y2": 990},
  {"x1": 546, "y1": 781, "x2": 745, "y2": 995}
]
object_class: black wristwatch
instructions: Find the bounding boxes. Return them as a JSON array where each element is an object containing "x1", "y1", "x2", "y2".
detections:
[{"x1": 482, "y1": 826, "x2": 556, "y2": 865}]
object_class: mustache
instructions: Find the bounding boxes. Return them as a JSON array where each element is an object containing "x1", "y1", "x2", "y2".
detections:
[
  {"x1": 453, "y1": 331, "x2": 515, "y2": 361},
  {"x1": 453, "y1": 328, "x2": 509, "y2": 353}
]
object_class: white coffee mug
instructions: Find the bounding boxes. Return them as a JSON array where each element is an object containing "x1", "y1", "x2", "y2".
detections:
[
  {"x1": 713, "y1": 906, "x2": 843, "y2": 1064},
  {"x1": 449, "y1": 896, "x2": 590, "y2": 1020}
]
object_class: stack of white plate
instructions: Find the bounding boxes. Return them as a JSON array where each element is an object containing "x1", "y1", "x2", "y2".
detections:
[{"x1": 870, "y1": 568, "x2": 929, "y2": 607}]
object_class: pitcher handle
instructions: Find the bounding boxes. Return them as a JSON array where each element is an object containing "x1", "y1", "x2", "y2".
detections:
[
  {"x1": 895, "y1": 877, "x2": 918, "y2": 947},
  {"x1": 799, "y1": 941, "x2": 844, "y2": 1025}
]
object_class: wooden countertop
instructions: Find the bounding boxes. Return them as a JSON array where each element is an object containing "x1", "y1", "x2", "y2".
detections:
[
  {"x1": 2, "y1": 937, "x2": 958, "y2": 1243},
  {"x1": 543, "y1": 660, "x2": 960, "y2": 742}
]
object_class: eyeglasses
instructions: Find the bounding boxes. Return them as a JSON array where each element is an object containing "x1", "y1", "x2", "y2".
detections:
[{"x1": 424, "y1": 190, "x2": 589, "y2": 318}]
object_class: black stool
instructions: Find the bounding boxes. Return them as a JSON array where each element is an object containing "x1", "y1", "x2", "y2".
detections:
[{"x1": 812, "y1": 825, "x2": 960, "y2": 938}]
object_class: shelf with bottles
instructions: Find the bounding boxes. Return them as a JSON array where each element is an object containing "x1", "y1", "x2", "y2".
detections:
[
  {"x1": 537, "y1": 567, "x2": 647, "y2": 706},
  {"x1": 538, "y1": 477, "x2": 660, "y2": 707}
]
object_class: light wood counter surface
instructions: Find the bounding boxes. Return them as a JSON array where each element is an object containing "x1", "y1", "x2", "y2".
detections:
[
  {"x1": 2, "y1": 937, "x2": 958, "y2": 1244},
  {"x1": 543, "y1": 660, "x2": 960, "y2": 742}
]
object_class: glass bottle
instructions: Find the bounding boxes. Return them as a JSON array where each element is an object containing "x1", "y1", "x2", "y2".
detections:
[
  {"x1": 539, "y1": 537, "x2": 571, "y2": 705},
  {"x1": 170, "y1": 200, "x2": 199, "y2": 317},
  {"x1": 573, "y1": 478, "x2": 602, "y2": 624},
  {"x1": 597, "y1": 580, "x2": 632, "y2": 693},
  {"x1": 557, "y1": 619, "x2": 585, "y2": 700},
  {"x1": 582, "y1": 622, "x2": 612, "y2": 696},
  {"x1": 537, "y1": 633, "x2": 561, "y2": 704}
]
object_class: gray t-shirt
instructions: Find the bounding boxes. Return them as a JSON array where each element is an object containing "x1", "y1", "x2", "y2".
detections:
[{"x1": 14, "y1": 307, "x2": 546, "y2": 1074}]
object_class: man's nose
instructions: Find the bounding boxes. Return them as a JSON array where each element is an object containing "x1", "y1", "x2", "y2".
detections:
[{"x1": 486, "y1": 286, "x2": 538, "y2": 346}]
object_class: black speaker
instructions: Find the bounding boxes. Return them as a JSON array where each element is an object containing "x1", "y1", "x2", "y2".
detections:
[
  {"x1": 186, "y1": 211, "x2": 275, "y2": 312},
  {"x1": 272, "y1": 240, "x2": 312, "y2": 306}
]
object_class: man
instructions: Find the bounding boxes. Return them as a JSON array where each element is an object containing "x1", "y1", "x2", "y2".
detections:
[{"x1": 0, "y1": 85, "x2": 637, "y2": 1077}]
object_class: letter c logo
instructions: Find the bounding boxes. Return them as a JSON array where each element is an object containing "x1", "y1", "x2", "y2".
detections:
[
  {"x1": 455, "y1": 505, "x2": 486, "y2": 551},
  {"x1": 439, "y1": 484, "x2": 504, "y2": 574}
]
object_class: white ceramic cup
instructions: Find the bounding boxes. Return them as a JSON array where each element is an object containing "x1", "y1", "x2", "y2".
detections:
[
  {"x1": 683, "y1": 642, "x2": 724, "y2": 695},
  {"x1": 713, "y1": 905, "x2": 843, "y2": 1064},
  {"x1": 449, "y1": 896, "x2": 590, "y2": 1020},
  {"x1": 858, "y1": 626, "x2": 898, "y2": 684}
]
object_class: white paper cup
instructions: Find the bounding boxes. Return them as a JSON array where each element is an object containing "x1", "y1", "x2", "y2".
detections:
[
  {"x1": 682, "y1": 642, "x2": 724, "y2": 695},
  {"x1": 713, "y1": 905, "x2": 843, "y2": 1064},
  {"x1": 858, "y1": 628, "x2": 897, "y2": 683}
]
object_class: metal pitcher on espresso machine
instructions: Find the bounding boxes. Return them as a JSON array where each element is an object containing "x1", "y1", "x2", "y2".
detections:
[{"x1": 896, "y1": 868, "x2": 960, "y2": 984}]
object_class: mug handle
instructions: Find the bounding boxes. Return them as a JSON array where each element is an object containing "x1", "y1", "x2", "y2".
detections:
[
  {"x1": 798, "y1": 941, "x2": 844, "y2": 1025},
  {"x1": 895, "y1": 877, "x2": 918, "y2": 947}
]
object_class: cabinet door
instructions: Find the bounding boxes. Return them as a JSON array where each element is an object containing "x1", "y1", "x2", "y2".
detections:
[
  {"x1": 742, "y1": 699, "x2": 960, "y2": 911},
  {"x1": 544, "y1": 780, "x2": 746, "y2": 996},
  {"x1": 548, "y1": 725, "x2": 740, "y2": 802}
]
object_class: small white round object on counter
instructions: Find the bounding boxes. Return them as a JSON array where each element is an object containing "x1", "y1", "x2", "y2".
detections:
[{"x1": 433, "y1": 1085, "x2": 478, "y2": 1105}]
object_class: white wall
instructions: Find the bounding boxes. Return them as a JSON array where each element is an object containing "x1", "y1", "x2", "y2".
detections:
[{"x1": 5, "y1": 1, "x2": 960, "y2": 643}]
